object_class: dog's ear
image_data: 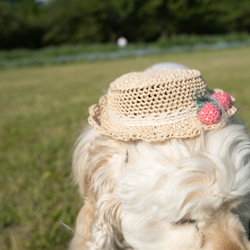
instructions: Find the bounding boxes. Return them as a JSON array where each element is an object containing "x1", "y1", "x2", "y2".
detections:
[
  {"x1": 72, "y1": 126, "x2": 100, "y2": 197},
  {"x1": 199, "y1": 210, "x2": 250, "y2": 250},
  {"x1": 69, "y1": 200, "x2": 94, "y2": 250},
  {"x1": 72, "y1": 126, "x2": 128, "y2": 248},
  {"x1": 73, "y1": 126, "x2": 127, "y2": 197}
]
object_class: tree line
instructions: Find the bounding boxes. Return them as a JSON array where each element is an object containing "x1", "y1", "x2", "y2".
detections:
[{"x1": 1, "y1": 0, "x2": 250, "y2": 49}]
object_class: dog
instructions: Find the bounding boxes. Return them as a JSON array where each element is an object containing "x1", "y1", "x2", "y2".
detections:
[{"x1": 70, "y1": 68, "x2": 250, "y2": 249}]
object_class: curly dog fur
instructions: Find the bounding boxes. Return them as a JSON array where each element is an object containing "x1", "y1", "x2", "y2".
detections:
[{"x1": 69, "y1": 120, "x2": 250, "y2": 249}]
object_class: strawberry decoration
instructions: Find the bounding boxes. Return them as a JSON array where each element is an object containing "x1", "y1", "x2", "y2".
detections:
[
  {"x1": 198, "y1": 102, "x2": 221, "y2": 125},
  {"x1": 211, "y1": 92, "x2": 232, "y2": 111},
  {"x1": 193, "y1": 89, "x2": 232, "y2": 126}
]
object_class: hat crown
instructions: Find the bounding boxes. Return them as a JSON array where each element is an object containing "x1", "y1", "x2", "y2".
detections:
[
  {"x1": 107, "y1": 69, "x2": 207, "y2": 118},
  {"x1": 110, "y1": 69, "x2": 204, "y2": 91}
]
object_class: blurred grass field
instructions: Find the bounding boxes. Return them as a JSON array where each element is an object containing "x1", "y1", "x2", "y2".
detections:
[{"x1": 0, "y1": 46, "x2": 250, "y2": 250}]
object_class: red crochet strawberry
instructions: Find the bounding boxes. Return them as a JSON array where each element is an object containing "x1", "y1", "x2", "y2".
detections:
[
  {"x1": 211, "y1": 92, "x2": 232, "y2": 111},
  {"x1": 198, "y1": 102, "x2": 220, "y2": 125}
]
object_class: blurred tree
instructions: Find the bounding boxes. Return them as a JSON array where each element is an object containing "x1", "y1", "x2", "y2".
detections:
[
  {"x1": 232, "y1": 0, "x2": 250, "y2": 32},
  {"x1": 0, "y1": 0, "x2": 249, "y2": 49},
  {"x1": 110, "y1": 0, "x2": 181, "y2": 42},
  {"x1": 0, "y1": 0, "x2": 44, "y2": 49},
  {"x1": 40, "y1": 0, "x2": 119, "y2": 45},
  {"x1": 175, "y1": 0, "x2": 250, "y2": 34},
  {"x1": 178, "y1": 0, "x2": 237, "y2": 34}
]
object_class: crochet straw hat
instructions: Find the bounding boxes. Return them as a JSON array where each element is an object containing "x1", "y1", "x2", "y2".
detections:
[{"x1": 88, "y1": 69, "x2": 237, "y2": 142}]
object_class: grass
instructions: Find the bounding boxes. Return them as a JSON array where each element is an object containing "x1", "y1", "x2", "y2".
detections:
[{"x1": 0, "y1": 46, "x2": 250, "y2": 249}]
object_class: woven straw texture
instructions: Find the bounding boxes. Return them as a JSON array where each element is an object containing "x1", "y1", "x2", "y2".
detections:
[{"x1": 88, "y1": 69, "x2": 237, "y2": 142}]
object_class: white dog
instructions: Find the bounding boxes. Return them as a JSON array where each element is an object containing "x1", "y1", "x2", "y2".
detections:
[{"x1": 70, "y1": 68, "x2": 250, "y2": 250}]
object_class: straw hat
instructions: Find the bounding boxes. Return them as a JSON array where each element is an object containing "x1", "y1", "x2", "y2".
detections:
[{"x1": 88, "y1": 69, "x2": 237, "y2": 142}]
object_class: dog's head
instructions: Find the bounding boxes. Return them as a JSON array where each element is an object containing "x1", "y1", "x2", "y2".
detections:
[{"x1": 73, "y1": 122, "x2": 250, "y2": 249}]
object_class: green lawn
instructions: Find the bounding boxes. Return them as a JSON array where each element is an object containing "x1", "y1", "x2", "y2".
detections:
[{"x1": 1, "y1": 47, "x2": 250, "y2": 250}]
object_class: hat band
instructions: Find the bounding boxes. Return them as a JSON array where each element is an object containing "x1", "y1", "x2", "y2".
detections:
[{"x1": 107, "y1": 103, "x2": 197, "y2": 127}]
